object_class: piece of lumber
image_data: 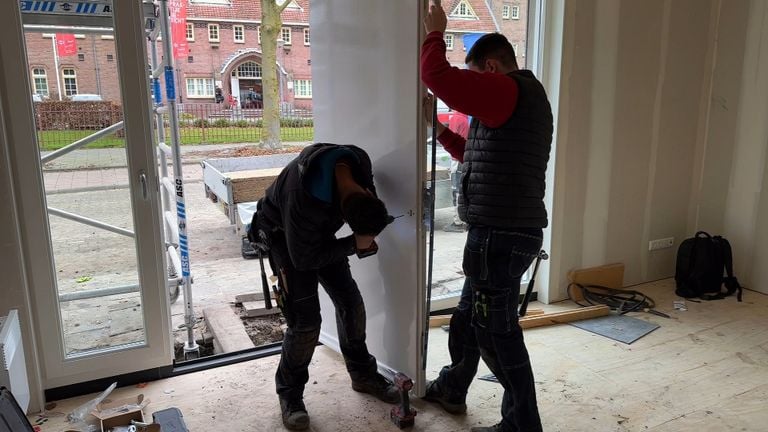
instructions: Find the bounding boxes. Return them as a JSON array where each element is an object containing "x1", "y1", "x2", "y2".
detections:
[
  {"x1": 519, "y1": 305, "x2": 610, "y2": 329},
  {"x1": 235, "y1": 290, "x2": 276, "y2": 304},
  {"x1": 227, "y1": 167, "x2": 284, "y2": 180},
  {"x1": 242, "y1": 301, "x2": 282, "y2": 318},
  {"x1": 203, "y1": 306, "x2": 254, "y2": 354},
  {"x1": 429, "y1": 309, "x2": 544, "y2": 327},
  {"x1": 567, "y1": 263, "x2": 624, "y2": 302}
]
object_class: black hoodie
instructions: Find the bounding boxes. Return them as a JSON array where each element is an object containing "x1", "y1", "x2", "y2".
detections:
[{"x1": 253, "y1": 143, "x2": 376, "y2": 270}]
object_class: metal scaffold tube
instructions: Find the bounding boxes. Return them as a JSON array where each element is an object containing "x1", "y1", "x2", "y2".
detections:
[{"x1": 155, "y1": 0, "x2": 198, "y2": 358}]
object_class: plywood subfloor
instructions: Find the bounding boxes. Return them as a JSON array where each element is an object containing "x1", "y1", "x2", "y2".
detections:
[{"x1": 32, "y1": 279, "x2": 768, "y2": 431}]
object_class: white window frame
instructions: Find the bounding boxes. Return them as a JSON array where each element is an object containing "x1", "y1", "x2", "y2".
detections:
[
  {"x1": 186, "y1": 23, "x2": 195, "y2": 41},
  {"x1": 511, "y1": 5, "x2": 520, "y2": 19},
  {"x1": 303, "y1": 28, "x2": 310, "y2": 46},
  {"x1": 277, "y1": 0, "x2": 301, "y2": 9},
  {"x1": 444, "y1": 33, "x2": 454, "y2": 50},
  {"x1": 186, "y1": 77, "x2": 215, "y2": 98},
  {"x1": 502, "y1": 4, "x2": 511, "y2": 19},
  {"x1": 208, "y1": 24, "x2": 220, "y2": 42},
  {"x1": 450, "y1": 0, "x2": 477, "y2": 19},
  {"x1": 233, "y1": 24, "x2": 245, "y2": 43},
  {"x1": 294, "y1": 79, "x2": 312, "y2": 99},
  {"x1": 32, "y1": 68, "x2": 48, "y2": 97},
  {"x1": 258, "y1": 26, "x2": 262, "y2": 44},
  {"x1": 233, "y1": 61, "x2": 262, "y2": 79},
  {"x1": 281, "y1": 27, "x2": 292, "y2": 45},
  {"x1": 62, "y1": 68, "x2": 77, "y2": 96}
]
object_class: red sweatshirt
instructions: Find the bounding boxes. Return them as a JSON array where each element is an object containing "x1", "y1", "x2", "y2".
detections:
[{"x1": 421, "y1": 31, "x2": 519, "y2": 162}]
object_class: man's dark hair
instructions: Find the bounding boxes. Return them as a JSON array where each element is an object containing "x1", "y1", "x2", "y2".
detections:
[
  {"x1": 342, "y1": 192, "x2": 390, "y2": 236},
  {"x1": 465, "y1": 33, "x2": 519, "y2": 70}
]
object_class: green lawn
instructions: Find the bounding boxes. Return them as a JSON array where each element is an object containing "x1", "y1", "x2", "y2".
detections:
[{"x1": 37, "y1": 127, "x2": 314, "y2": 150}]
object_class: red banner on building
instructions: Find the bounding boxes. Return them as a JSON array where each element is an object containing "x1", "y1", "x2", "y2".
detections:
[
  {"x1": 55, "y1": 34, "x2": 77, "y2": 57},
  {"x1": 169, "y1": 0, "x2": 188, "y2": 60}
]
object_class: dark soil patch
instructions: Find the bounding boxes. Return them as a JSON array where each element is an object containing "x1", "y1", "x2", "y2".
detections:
[
  {"x1": 173, "y1": 334, "x2": 215, "y2": 362},
  {"x1": 185, "y1": 145, "x2": 301, "y2": 160},
  {"x1": 236, "y1": 305, "x2": 286, "y2": 347}
]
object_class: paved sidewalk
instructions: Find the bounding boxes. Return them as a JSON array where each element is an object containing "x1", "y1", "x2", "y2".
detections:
[{"x1": 41, "y1": 141, "x2": 312, "y2": 171}]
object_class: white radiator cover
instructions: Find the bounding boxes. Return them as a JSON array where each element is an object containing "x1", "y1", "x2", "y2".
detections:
[{"x1": 0, "y1": 310, "x2": 29, "y2": 413}]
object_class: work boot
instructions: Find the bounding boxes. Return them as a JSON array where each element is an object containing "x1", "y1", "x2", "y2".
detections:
[
  {"x1": 279, "y1": 398, "x2": 310, "y2": 431},
  {"x1": 422, "y1": 380, "x2": 467, "y2": 414},
  {"x1": 351, "y1": 373, "x2": 401, "y2": 404},
  {"x1": 470, "y1": 424, "x2": 503, "y2": 432}
]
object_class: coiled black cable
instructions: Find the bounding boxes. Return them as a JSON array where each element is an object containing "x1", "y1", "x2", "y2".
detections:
[{"x1": 567, "y1": 283, "x2": 657, "y2": 315}]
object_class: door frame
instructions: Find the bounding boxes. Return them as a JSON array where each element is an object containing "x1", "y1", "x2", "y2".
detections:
[{"x1": 2, "y1": 1, "x2": 173, "y2": 391}]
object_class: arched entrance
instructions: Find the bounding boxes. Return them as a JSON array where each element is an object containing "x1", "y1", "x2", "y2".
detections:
[
  {"x1": 231, "y1": 60, "x2": 263, "y2": 108},
  {"x1": 221, "y1": 48, "x2": 287, "y2": 109}
]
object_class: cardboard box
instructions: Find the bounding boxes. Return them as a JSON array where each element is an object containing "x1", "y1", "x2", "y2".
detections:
[{"x1": 91, "y1": 394, "x2": 149, "y2": 431}]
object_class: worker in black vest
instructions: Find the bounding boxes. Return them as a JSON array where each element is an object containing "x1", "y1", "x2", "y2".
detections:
[
  {"x1": 252, "y1": 143, "x2": 400, "y2": 430},
  {"x1": 420, "y1": 2, "x2": 553, "y2": 431}
]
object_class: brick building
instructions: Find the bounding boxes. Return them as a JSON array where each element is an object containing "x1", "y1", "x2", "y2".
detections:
[{"x1": 24, "y1": 0, "x2": 527, "y2": 109}]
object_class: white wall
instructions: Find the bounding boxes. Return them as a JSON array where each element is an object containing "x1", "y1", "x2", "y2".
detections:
[
  {"x1": 691, "y1": 0, "x2": 768, "y2": 294},
  {"x1": 548, "y1": 0, "x2": 720, "y2": 298}
]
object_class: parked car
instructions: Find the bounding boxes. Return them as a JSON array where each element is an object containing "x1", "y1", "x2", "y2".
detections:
[
  {"x1": 436, "y1": 98, "x2": 452, "y2": 125},
  {"x1": 71, "y1": 94, "x2": 103, "y2": 101}
]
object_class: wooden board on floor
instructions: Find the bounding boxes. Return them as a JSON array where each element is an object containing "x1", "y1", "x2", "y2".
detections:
[
  {"x1": 202, "y1": 306, "x2": 254, "y2": 353},
  {"x1": 428, "y1": 309, "x2": 545, "y2": 327},
  {"x1": 519, "y1": 305, "x2": 610, "y2": 329},
  {"x1": 242, "y1": 301, "x2": 281, "y2": 318},
  {"x1": 567, "y1": 263, "x2": 625, "y2": 302},
  {"x1": 235, "y1": 290, "x2": 277, "y2": 304}
]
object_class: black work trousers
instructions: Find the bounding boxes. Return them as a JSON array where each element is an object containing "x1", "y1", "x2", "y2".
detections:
[
  {"x1": 268, "y1": 231, "x2": 378, "y2": 402},
  {"x1": 435, "y1": 226, "x2": 544, "y2": 432}
]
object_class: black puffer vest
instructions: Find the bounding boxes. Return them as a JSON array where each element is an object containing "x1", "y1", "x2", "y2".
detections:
[{"x1": 457, "y1": 70, "x2": 553, "y2": 229}]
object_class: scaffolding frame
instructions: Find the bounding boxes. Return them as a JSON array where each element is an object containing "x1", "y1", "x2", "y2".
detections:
[{"x1": 22, "y1": 0, "x2": 198, "y2": 355}]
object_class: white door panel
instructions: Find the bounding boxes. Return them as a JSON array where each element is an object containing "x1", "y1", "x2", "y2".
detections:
[{"x1": 310, "y1": 0, "x2": 428, "y2": 392}]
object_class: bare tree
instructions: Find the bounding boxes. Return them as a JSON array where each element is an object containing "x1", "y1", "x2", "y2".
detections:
[{"x1": 260, "y1": 0, "x2": 292, "y2": 149}]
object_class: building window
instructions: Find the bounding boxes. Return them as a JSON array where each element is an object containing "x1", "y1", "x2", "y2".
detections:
[
  {"x1": 186, "y1": 23, "x2": 195, "y2": 41},
  {"x1": 511, "y1": 5, "x2": 520, "y2": 19},
  {"x1": 62, "y1": 68, "x2": 77, "y2": 96},
  {"x1": 32, "y1": 68, "x2": 48, "y2": 97},
  {"x1": 233, "y1": 61, "x2": 262, "y2": 79},
  {"x1": 450, "y1": 0, "x2": 477, "y2": 18},
  {"x1": 294, "y1": 79, "x2": 312, "y2": 99},
  {"x1": 77, "y1": 53, "x2": 85, "y2": 62},
  {"x1": 444, "y1": 33, "x2": 454, "y2": 50},
  {"x1": 258, "y1": 26, "x2": 261, "y2": 44},
  {"x1": 303, "y1": 28, "x2": 310, "y2": 46},
  {"x1": 188, "y1": 56, "x2": 194, "y2": 63},
  {"x1": 233, "y1": 25, "x2": 245, "y2": 43},
  {"x1": 502, "y1": 4, "x2": 511, "y2": 19},
  {"x1": 281, "y1": 27, "x2": 292, "y2": 45},
  {"x1": 106, "y1": 54, "x2": 114, "y2": 62},
  {"x1": 186, "y1": 78, "x2": 215, "y2": 98},
  {"x1": 208, "y1": 24, "x2": 220, "y2": 42}
]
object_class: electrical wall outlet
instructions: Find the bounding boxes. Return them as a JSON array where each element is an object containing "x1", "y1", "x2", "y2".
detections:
[{"x1": 649, "y1": 237, "x2": 675, "y2": 251}]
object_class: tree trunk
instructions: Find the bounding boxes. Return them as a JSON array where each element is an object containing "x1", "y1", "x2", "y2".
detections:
[{"x1": 261, "y1": 0, "x2": 284, "y2": 149}]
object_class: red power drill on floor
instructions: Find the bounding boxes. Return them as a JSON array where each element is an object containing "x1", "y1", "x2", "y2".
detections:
[{"x1": 390, "y1": 373, "x2": 417, "y2": 429}]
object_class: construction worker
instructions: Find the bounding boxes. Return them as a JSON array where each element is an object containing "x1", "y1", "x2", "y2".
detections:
[
  {"x1": 251, "y1": 143, "x2": 399, "y2": 431},
  {"x1": 421, "y1": 1, "x2": 553, "y2": 431}
]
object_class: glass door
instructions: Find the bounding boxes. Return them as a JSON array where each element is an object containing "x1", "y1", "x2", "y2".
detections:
[{"x1": 10, "y1": 1, "x2": 172, "y2": 389}]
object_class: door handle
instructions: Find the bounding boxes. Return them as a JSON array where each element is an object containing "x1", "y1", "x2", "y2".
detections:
[{"x1": 139, "y1": 171, "x2": 149, "y2": 200}]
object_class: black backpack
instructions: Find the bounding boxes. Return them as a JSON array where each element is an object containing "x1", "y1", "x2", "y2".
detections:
[{"x1": 674, "y1": 232, "x2": 743, "y2": 301}]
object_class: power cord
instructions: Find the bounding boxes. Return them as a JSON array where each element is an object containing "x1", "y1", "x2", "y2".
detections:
[{"x1": 567, "y1": 283, "x2": 670, "y2": 318}]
